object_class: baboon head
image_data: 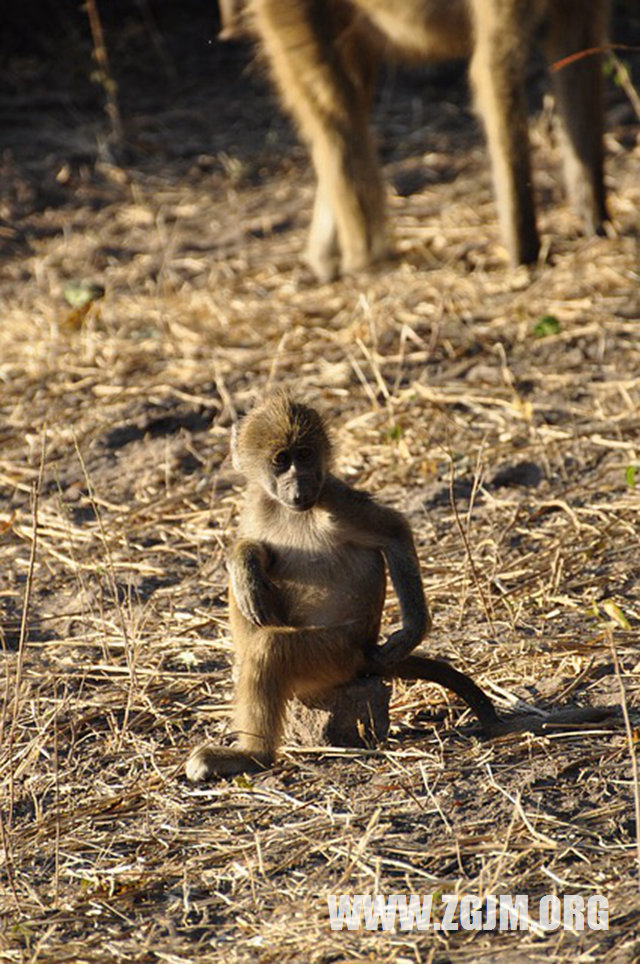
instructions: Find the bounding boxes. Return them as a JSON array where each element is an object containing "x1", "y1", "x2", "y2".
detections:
[{"x1": 232, "y1": 394, "x2": 332, "y2": 511}]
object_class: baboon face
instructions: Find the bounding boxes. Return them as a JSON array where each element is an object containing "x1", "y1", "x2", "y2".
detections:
[
  {"x1": 268, "y1": 441, "x2": 324, "y2": 511},
  {"x1": 233, "y1": 394, "x2": 331, "y2": 510}
]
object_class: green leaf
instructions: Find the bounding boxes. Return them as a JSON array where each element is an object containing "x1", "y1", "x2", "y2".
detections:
[
  {"x1": 601, "y1": 599, "x2": 631, "y2": 630},
  {"x1": 532, "y1": 315, "x2": 561, "y2": 338},
  {"x1": 626, "y1": 464, "x2": 637, "y2": 488},
  {"x1": 385, "y1": 424, "x2": 403, "y2": 442},
  {"x1": 63, "y1": 280, "x2": 105, "y2": 309},
  {"x1": 234, "y1": 773, "x2": 255, "y2": 789}
]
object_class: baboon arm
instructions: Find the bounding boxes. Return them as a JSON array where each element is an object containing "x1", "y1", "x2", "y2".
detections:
[
  {"x1": 321, "y1": 477, "x2": 431, "y2": 662},
  {"x1": 378, "y1": 536, "x2": 431, "y2": 663},
  {"x1": 228, "y1": 538, "x2": 285, "y2": 626}
]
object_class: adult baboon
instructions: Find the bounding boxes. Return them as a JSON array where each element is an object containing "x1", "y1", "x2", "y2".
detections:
[{"x1": 246, "y1": 0, "x2": 608, "y2": 280}]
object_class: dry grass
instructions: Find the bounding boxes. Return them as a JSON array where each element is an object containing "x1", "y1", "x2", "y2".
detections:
[{"x1": 1, "y1": 10, "x2": 640, "y2": 962}]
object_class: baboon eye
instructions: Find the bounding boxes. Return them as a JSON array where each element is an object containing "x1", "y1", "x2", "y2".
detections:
[
  {"x1": 296, "y1": 446, "x2": 313, "y2": 462},
  {"x1": 273, "y1": 450, "x2": 292, "y2": 472}
]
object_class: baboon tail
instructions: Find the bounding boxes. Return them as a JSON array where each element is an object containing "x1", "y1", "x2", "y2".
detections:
[
  {"x1": 384, "y1": 655, "x2": 618, "y2": 737},
  {"x1": 382, "y1": 654, "x2": 503, "y2": 735}
]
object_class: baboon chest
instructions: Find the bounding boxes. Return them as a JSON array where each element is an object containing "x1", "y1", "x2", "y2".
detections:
[{"x1": 269, "y1": 541, "x2": 386, "y2": 628}]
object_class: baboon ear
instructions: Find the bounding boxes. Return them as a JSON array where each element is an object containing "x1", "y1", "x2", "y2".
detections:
[{"x1": 230, "y1": 423, "x2": 243, "y2": 471}]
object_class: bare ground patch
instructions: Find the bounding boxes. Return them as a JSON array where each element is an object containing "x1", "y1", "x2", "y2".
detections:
[{"x1": 1, "y1": 6, "x2": 640, "y2": 962}]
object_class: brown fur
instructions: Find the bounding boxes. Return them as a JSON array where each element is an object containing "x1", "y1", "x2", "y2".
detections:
[
  {"x1": 247, "y1": 0, "x2": 609, "y2": 280},
  {"x1": 218, "y1": 0, "x2": 248, "y2": 39},
  {"x1": 186, "y1": 396, "x2": 613, "y2": 781},
  {"x1": 187, "y1": 394, "x2": 488, "y2": 779}
]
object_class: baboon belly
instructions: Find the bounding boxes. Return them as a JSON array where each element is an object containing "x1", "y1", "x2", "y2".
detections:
[
  {"x1": 272, "y1": 545, "x2": 386, "y2": 629},
  {"x1": 351, "y1": 0, "x2": 472, "y2": 59}
]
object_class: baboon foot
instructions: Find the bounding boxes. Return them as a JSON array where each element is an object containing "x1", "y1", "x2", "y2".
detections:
[{"x1": 185, "y1": 744, "x2": 271, "y2": 782}]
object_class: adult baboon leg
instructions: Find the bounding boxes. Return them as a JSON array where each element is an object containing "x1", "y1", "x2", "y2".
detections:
[
  {"x1": 469, "y1": 0, "x2": 539, "y2": 264},
  {"x1": 254, "y1": 0, "x2": 386, "y2": 280},
  {"x1": 544, "y1": 0, "x2": 608, "y2": 233}
]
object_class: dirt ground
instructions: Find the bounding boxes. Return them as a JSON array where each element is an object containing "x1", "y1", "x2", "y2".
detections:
[{"x1": 1, "y1": 3, "x2": 640, "y2": 962}]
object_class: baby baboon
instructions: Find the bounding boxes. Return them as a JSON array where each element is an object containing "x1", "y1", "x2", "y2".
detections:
[
  {"x1": 249, "y1": 0, "x2": 608, "y2": 280},
  {"x1": 186, "y1": 395, "x2": 610, "y2": 781}
]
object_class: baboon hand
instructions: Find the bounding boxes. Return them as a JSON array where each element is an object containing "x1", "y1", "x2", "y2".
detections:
[
  {"x1": 231, "y1": 568, "x2": 285, "y2": 627},
  {"x1": 373, "y1": 626, "x2": 421, "y2": 667}
]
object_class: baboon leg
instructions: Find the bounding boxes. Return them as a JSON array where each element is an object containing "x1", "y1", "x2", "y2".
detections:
[
  {"x1": 254, "y1": 0, "x2": 385, "y2": 280},
  {"x1": 186, "y1": 621, "x2": 365, "y2": 781},
  {"x1": 233, "y1": 652, "x2": 288, "y2": 760},
  {"x1": 468, "y1": 0, "x2": 539, "y2": 265},
  {"x1": 186, "y1": 652, "x2": 287, "y2": 781},
  {"x1": 544, "y1": 0, "x2": 608, "y2": 233}
]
